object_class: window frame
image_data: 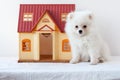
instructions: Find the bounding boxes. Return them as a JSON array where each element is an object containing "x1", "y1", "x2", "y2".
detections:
[
  {"x1": 61, "y1": 13, "x2": 68, "y2": 22},
  {"x1": 22, "y1": 39, "x2": 31, "y2": 52},
  {"x1": 23, "y1": 13, "x2": 33, "y2": 22},
  {"x1": 62, "y1": 39, "x2": 71, "y2": 52}
]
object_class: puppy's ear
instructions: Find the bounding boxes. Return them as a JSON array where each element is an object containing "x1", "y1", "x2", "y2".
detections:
[
  {"x1": 89, "y1": 14, "x2": 92, "y2": 20},
  {"x1": 67, "y1": 12, "x2": 74, "y2": 20},
  {"x1": 88, "y1": 12, "x2": 93, "y2": 20}
]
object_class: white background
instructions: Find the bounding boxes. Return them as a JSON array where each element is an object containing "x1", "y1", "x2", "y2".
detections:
[{"x1": 0, "y1": 0, "x2": 120, "y2": 58}]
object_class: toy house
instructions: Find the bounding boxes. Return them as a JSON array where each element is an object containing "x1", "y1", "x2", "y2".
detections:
[{"x1": 18, "y1": 4, "x2": 75, "y2": 62}]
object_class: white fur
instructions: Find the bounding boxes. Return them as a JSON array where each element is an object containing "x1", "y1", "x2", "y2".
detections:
[{"x1": 65, "y1": 11, "x2": 110, "y2": 65}]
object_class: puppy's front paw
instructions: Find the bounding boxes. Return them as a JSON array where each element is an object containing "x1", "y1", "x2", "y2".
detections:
[
  {"x1": 99, "y1": 57, "x2": 104, "y2": 63},
  {"x1": 90, "y1": 59, "x2": 99, "y2": 65},
  {"x1": 69, "y1": 58, "x2": 79, "y2": 64}
]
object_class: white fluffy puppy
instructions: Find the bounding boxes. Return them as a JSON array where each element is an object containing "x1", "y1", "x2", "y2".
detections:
[{"x1": 65, "y1": 11, "x2": 110, "y2": 64}]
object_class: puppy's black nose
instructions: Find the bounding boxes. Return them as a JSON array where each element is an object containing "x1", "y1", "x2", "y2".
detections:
[{"x1": 79, "y1": 30, "x2": 82, "y2": 34}]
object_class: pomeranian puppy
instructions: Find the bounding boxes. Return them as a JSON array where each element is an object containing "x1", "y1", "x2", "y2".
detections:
[{"x1": 65, "y1": 11, "x2": 110, "y2": 64}]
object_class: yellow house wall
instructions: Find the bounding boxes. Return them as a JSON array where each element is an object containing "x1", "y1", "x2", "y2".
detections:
[
  {"x1": 19, "y1": 32, "x2": 71, "y2": 61},
  {"x1": 53, "y1": 30, "x2": 59, "y2": 60},
  {"x1": 19, "y1": 33, "x2": 34, "y2": 60},
  {"x1": 35, "y1": 13, "x2": 55, "y2": 31},
  {"x1": 58, "y1": 32, "x2": 72, "y2": 60},
  {"x1": 33, "y1": 32, "x2": 39, "y2": 61}
]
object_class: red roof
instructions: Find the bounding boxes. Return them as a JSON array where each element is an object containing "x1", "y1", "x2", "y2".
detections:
[{"x1": 18, "y1": 4, "x2": 75, "y2": 33}]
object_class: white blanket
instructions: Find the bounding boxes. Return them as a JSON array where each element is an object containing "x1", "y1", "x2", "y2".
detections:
[{"x1": 0, "y1": 56, "x2": 120, "y2": 80}]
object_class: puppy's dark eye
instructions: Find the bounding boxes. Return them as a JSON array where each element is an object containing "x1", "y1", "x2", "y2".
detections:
[
  {"x1": 83, "y1": 25, "x2": 87, "y2": 28},
  {"x1": 75, "y1": 25, "x2": 78, "y2": 28}
]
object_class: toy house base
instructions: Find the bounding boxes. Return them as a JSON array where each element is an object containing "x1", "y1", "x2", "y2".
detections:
[
  {"x1": 18, "y1": 55, "x2": 69, "y2": 63},
  {"x1": 18, "y1": 59, "x2": 69, "y2": 63}
]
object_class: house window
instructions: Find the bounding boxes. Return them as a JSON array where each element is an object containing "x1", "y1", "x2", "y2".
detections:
[
  {"x1": 61, "y1": 13, "x2": 68, "y2": 21},
  {"x1": 22, "y1": 39, "x2": 31, "y2": 52},
  {"x1": 62, "y1": 39, "x2": 71, "y2": 52},
  {"x1": 23, "y1": 13, "x2": 33, "y2": 21}
]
